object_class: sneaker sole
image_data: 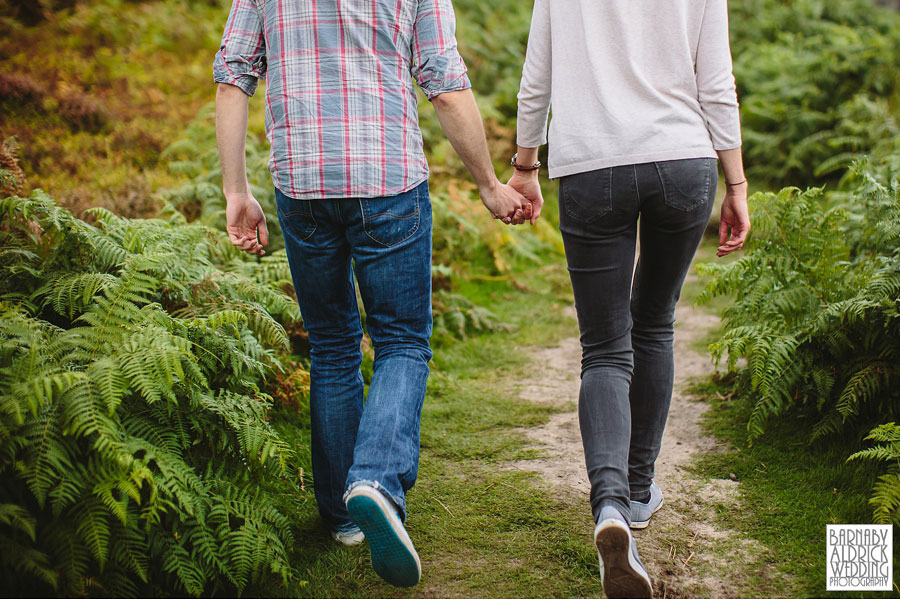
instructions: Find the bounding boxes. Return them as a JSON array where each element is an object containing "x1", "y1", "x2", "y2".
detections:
[
  {"x1": 346, "y1": 487, "x2": 421, "y2": 588},
  {"x1": 629, "y1": 497, "x2": 664, "y2": 530},
  {"x1": 595, "y1": 519, "x2": 653, "y2": 599}
]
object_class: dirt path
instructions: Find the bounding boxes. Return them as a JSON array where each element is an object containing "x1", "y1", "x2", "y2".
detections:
[{"x1": 508, "y1": 278, "x2": 777, "y2": 598}]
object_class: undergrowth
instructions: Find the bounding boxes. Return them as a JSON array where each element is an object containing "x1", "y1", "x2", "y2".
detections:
[
  {"x1": 0, "y1": 191, "x2": 306, "y2": 596},
  {"x1": 698, "y1": 163, "x2": 900, "y2": 525}
]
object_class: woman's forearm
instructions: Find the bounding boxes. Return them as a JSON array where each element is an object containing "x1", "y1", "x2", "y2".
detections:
[{"x1": 716, "y1": 147, "x2": 746, "y2": 186}]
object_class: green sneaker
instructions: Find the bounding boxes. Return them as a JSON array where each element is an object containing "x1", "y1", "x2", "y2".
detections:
[{"x1": 345, "y1": 485, "x2": 421, "y2": 587}]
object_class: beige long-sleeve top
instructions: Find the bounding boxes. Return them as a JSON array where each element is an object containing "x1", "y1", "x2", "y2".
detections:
[{"x1": 516, "y1": 0, "x2": 742, "y2": 179}]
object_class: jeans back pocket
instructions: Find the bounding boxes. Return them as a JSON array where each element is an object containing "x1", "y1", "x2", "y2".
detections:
[
  {"x1": 275, "y1": 190, "x2": 317, "y2": 242},
  {"x1": 360, "y1": 184, "x2": 422, "y2": 248},
  {"x1": 656, "y1": 158, "x2": 716, "y2": 212},
  {"x1": 561, "y1": 168, "x2": 613, "y2": 224}
]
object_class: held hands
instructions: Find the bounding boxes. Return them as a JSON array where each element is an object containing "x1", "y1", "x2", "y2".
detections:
[
  {"x1": 479, "y1": 169, "x2": 545, "y2": 227},
  {"x1": 480, "y1": 179, "x2": 534, "y2": 225},
  {"x1": 718, "y1": 182, "x2": 751, "y2": 257},
  {"x1": 507, "y1": 169, "x2": 544, "y2": 226},
  {"x1": 225, "y1": 192, "x2": 269, "y2": 255}
]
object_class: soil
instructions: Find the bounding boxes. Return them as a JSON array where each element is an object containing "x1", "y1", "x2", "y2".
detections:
[{"x1": 507, "y1": 277, "x2": 781, "y2": 598}]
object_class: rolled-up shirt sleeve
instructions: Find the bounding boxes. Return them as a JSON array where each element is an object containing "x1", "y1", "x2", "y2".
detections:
[
  {"x1": 411, "y1": 0, "x2": 471, "y2": 100},
  {"x1": 213, "y1": 0, "x2": 267, "y2": 97},
  {"x1": 695, "y1": 0, "x2": 742, "y2": 150}
]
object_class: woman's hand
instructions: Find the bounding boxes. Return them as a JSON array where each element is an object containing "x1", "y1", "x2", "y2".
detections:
[
  {"x1": 718, "y1": 181, "x2": 750, "y2": 256},
  {"x1": 508, "y1": 170, "x2": 544, "y2": 226}
]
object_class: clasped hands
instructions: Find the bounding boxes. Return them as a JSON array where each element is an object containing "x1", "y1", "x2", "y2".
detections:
[
  {"x1": 224, "y1": 168, "x2": 545, "y2": 258},
  {"x1": 480, "y1": 168, "x2": 544, "y2": 227}
]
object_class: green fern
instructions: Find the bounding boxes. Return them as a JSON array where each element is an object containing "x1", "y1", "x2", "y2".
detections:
[
  {"x1": 849, "y1": 423, "x2": 900, "y2": 525},
  {"x1": 0, "y1": 191, "x2": 304, "y2": 596},
  {"x1": 699, "y1": 162, "x2": 900, "y2": 525}
]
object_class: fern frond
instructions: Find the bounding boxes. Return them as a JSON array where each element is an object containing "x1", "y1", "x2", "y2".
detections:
[
  {"x1": 869, "y1": 473, "x2": 900, "y2": 525},
  {"x1": 161, "y1": 541, "x2": 206, "y2": 597},
  {"x1": 835, "y1": 361, "x2": 888, "y2": 419},
  {"x1": 73, "y1": 496, "x2": 110, "y2": 570},
  {"x1": 0, "y1": 503, "x2": 37, "y2": 541}
]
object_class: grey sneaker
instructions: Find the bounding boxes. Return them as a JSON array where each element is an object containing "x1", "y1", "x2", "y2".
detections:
[
  {"x1": 331, "y1": 527, "x2": 366, "y2": 546},
  {"x1": 630, "y1": 481, "x2": 664, "y2": 530},
  {"x1": 595, "y1": 506, "x2": 653, "y2": 598}
]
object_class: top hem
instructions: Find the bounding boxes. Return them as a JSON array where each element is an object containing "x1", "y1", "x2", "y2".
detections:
[
  {"x1": 548, "y1": 147, "x2": 718, "y2": 179},
  {"x1": 272, "y1": 174, "x2": 429, "y2": 201}
]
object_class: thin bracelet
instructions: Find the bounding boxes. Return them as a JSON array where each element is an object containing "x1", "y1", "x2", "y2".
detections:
[{"x1": 725, "y1": 179, "x2": 747, "y2": 187}]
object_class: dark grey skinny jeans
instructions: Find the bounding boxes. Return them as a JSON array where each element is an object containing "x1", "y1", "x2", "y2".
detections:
[{"x1": 559, "y1": 158, "x2": 717, "y2": 525}]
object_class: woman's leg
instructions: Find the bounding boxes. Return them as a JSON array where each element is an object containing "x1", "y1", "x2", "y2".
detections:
[
  {"x1": 559, "y1": 165, "x2": 641, "y2": 524},
  {"x1": 627, "y1": 159, "x2": 717, "y2": 500}
]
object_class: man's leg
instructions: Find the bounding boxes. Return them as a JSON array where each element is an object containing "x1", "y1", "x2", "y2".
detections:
[
  {"x1": 338, "y1": 182, "x2": 432, "y2": 588},
  {"x1": 628, "y1": 159, "x2": 717, "y2": 503},
  {"x1": 275, "y1": 189, "x2": 364, "y2": 533},
  {"x1": 343, "y1": 181, "x2": 433, "y2": 516}
]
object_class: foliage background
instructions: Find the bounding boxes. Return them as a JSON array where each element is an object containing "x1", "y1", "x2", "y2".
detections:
[{"x1": 1, "y1": 0, "x2": 899, "y2": 596}]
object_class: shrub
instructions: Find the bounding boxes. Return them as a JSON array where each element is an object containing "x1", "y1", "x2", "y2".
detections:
[
  {"x1": 0, "y1": 72, "x2": 49, "y2": 105},
  {"x1": 730, "y1": 0, "x2": 900, "y2": 187},
  {"x1": 0, "y1": 190, "x2": 305, "y2": 596},
  {"x1": 698, "y1": 163, "x2": 900, "y2": 525},
  {"x1": 849, "y1": 423, "x2": 900, "y2": 526},
  {"x1": 57, "y1": 89, "x2": 110, "y2": 132},
  {"x1": 698, "y1": 167, "x2": 900, "y2": 443}
]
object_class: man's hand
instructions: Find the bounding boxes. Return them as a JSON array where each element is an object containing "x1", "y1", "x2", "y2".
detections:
[
  {"x1": 718, "y1": 182, "x2": 750, "y2": 256},
  {"x1": 480, "y1": 180, "x2": 532, "y2": 225},
  {"x1": 225, "y1": 193, "x2": 269, "y2": 255},
  {"x1": 507, "y1": 170, "x2": 544, "y2": 226}
]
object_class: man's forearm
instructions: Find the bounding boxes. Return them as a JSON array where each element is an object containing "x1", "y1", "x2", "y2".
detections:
[
  {"x1": 431, "y1": 89, "x2": 498, "y2": 193},
  {"x1": 216, "y1": 83, "x2": 252, "y2": 196}
]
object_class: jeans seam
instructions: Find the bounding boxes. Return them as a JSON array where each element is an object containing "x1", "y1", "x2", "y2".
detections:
[
  {"x1": 653, "y1": 162, "x2": 668, "y2": 207},
  {"x1": 633, "y1": 164, "x2": 641, "y2": 206}
]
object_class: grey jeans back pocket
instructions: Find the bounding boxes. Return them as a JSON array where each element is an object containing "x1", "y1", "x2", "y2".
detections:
[
  {"x1": 561, "y1": 168, "x2": 613, "y2": 224},
  {"x1": 656, "y1": 158, "x2": 716, "y2": 212}
]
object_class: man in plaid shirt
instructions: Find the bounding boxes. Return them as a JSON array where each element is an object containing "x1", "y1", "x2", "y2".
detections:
[{"x1": 214, "y1": 0, "x2": 530, "y2": 587}]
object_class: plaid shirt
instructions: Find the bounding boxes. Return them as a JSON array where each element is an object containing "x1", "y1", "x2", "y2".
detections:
[{"x1": 213, "y1": 0, "x2": 471, "y2": 200}]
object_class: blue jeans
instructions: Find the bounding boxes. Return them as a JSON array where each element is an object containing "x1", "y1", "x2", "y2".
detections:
[
  {"x1": 275, "y1": 181, "x2": 433, "y2": 532},
  {"x1": 559, "y1": 159, "x2": 717, "y2": 524}
]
